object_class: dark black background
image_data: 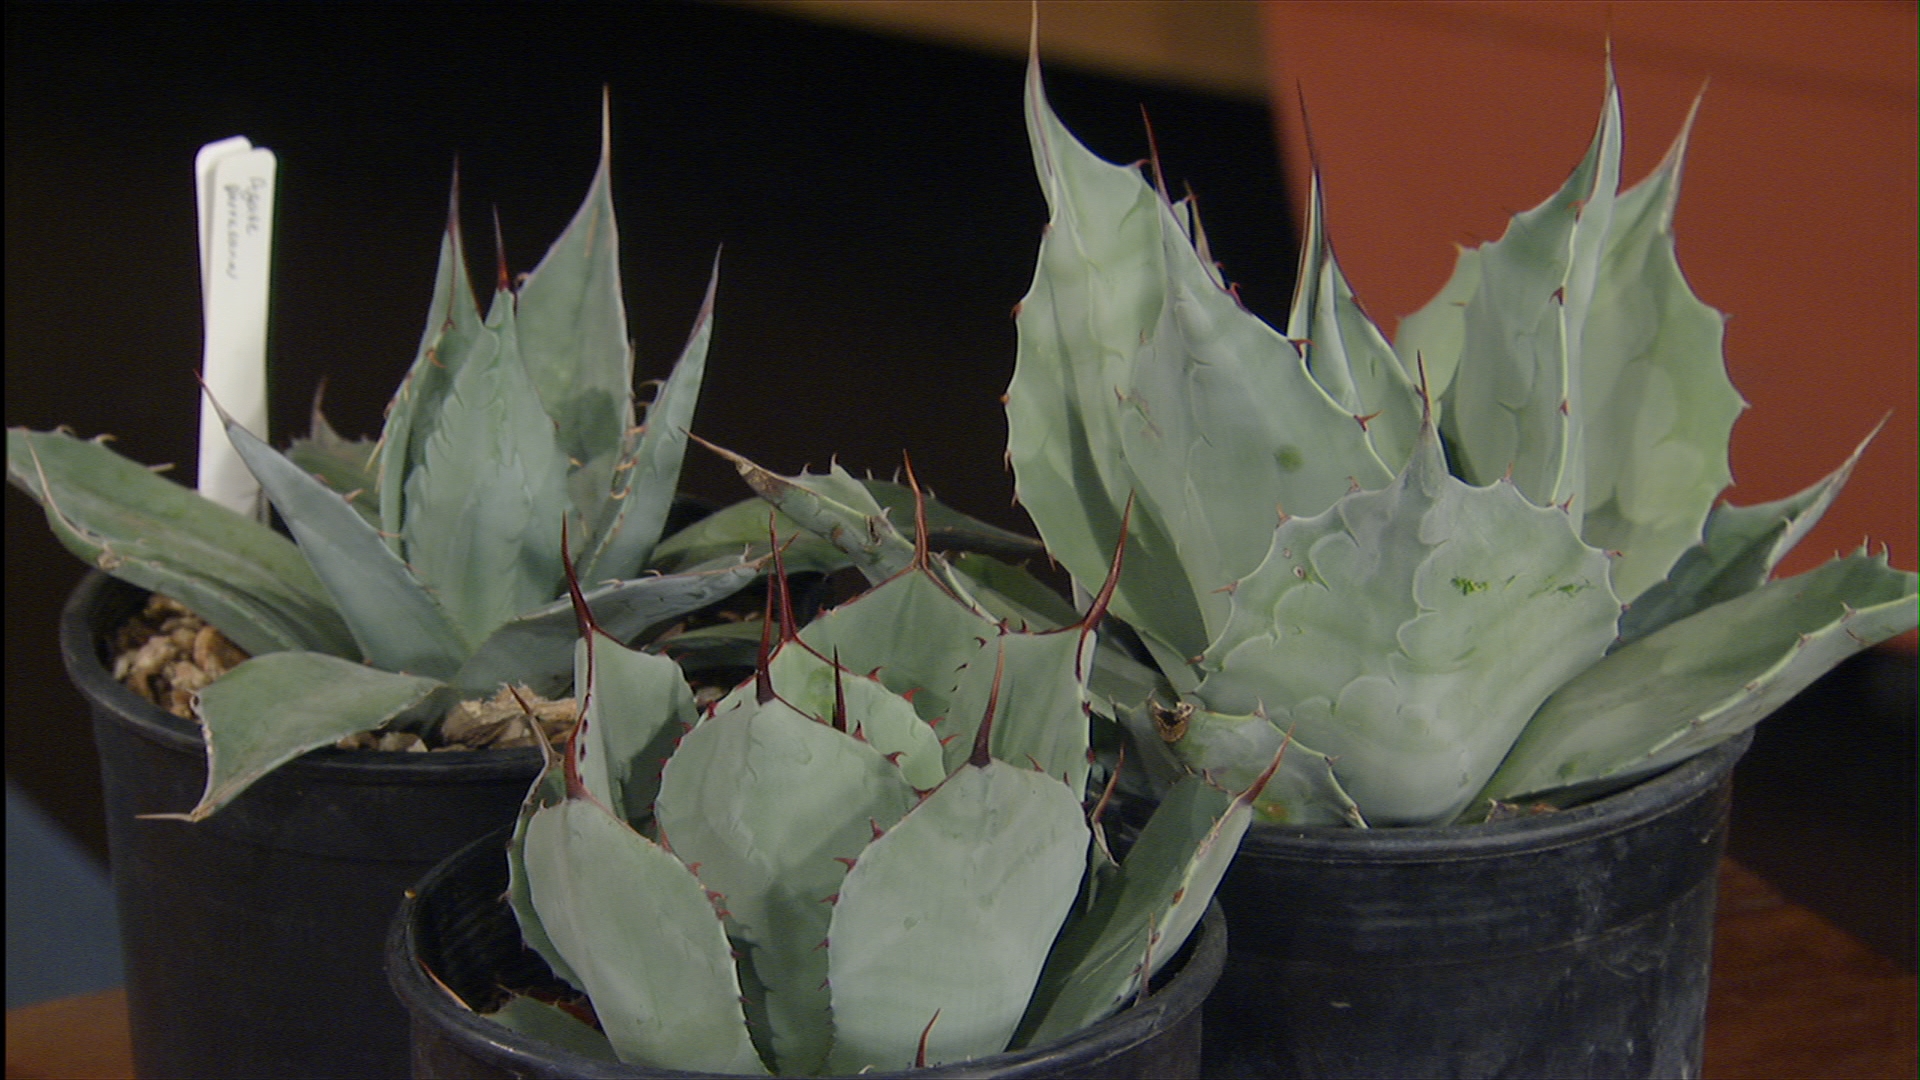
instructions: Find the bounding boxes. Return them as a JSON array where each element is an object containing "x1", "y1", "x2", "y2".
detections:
[{"x1": 8, "y1": 0, "x2": 1911, "y2": 972}]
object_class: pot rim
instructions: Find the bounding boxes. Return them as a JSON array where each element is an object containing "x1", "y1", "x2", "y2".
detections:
[
  {"x1": 1238, "y1": 726, "x2": 1753, "y2": 864},
  {"x1": 62, "y1": 569, "x2": 543, "y2": 783},
  {"x1": 387, "y1": 826, "x2": 1226, "y2": 1079}
]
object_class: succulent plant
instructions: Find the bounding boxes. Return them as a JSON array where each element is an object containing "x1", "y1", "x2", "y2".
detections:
[
  {"x1": 6, "y1": 110, "x2": 761, "y2": 819},
  {"x1": 1005, "y1": 56, "x2": 1918, "y2": 827},
  {"x1": 494, "y1": 468, "x2": 1273, "y2": 1074}
]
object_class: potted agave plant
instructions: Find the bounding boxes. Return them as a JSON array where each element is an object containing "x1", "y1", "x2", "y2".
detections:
[
  {"x1": 1004, "y1": 51, "x2": 1919, "y2": 1079},
  {"x1": 4, "y1": 106, "x2": 772, "y2": 1079},
  {"x1": 390, "y1": 466, "x2": 1275, "y2": 1078}
]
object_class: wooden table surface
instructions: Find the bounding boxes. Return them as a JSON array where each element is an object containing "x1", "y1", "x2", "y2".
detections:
[{"x1": 6, "y1": 860, "x2": 1914, "y2": 1080}]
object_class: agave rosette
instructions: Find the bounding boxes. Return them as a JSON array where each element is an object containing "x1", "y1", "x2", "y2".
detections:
[
  {"x1": 1005, "y1": 55, "x2": 1918, "y2": 827},
  {"x1": 8, "y1": 107, "x2": 757, "y2": 818},
  {"x1": 494, "y1": 473, "x2": 1277, "y2": 1073}
]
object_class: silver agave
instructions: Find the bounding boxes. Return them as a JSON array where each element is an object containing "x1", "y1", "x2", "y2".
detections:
[
  {"x1": 498, "y1": 466, "x2": 1276, "y2": 1074},
  {"x1": 1005, "y1": 55, "x2": 1917, "y2": 827},
  {"x1": 7, "y1": 105, "x2": 756, "y2": 819}
]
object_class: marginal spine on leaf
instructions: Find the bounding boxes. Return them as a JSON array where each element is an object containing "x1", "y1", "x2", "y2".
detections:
[
  {"x1": 903, "y1": 451, "x2": 932, "y2": 571},
  {"x1": 1139, "y1": 106, "x2": 1172, "y2": 205},
  {"x1": 492, "y1": 206, "x2": 510, "y2": 293},
  {"x1": 916, "y1": 1010, "x2": 943, "y2": 1070}
]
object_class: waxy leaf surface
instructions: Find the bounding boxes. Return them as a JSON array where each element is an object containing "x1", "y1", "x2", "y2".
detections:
[
  {"x1": 1196, "y1": 431, "x2": 1618, "y2": 825},
  {"x1": 6, "y1": 428, "x2": 352, "y2": 658},
  {"x1": 1482, "y1": 551, "x2": 1918, "y2": 804},
  {"x1": 825, "y1": 760, "x2": 1087, "y2": 1072},
  {"x1": 1617, "y1": 428, "x2": 1869, "y2": 646},
  {"x1": 177, "y1": 651, "x2": 443, "y2": 821},
  {"x1": 658, "y1": 695, "x2": 916, "y2": 1074},
  {"x1": 523, "y1": 797, "x2": 765, "y2": 1074},
  {"x1": 1009, "y1": 56, "x2": 1392, "y2": 665},
  {"x1": 221, "y1": 412, "x2": 468, "y2": 678},
  {"x1": 579, "y1": 261, "x2": 715, "y2": 583},
  {"x1": 401, "y1": 288, "x2": 571, "y2": 649},
  {"x1": 1020, "y1": 773, "x2": 1248, "y2": 1045},
  {"x1": 514, "y1": 111, "x2": 635, "y2": 542}
]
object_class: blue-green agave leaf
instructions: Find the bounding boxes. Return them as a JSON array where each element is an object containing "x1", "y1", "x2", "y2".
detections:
[
  {"x1": 482, "y1": 993, "x2": 619, "y2": 1061},
  {"x1": 650, "y1": 617, "x2": 766, "y2": 672},
  {"x1": 949, "y1": 552, "x2": 1081, "y2": 630},
  {"x1": 1441, "y1": 67, "x2": 1623, "y2": 530},
  {"x1": 218, "y1": 410, "x2": 469, "y2": 678},
  {"x1": 376, "y1": 183, "x2": 483, "y2": 554},
  {"x1": 572, "y1": 628, "x2": 699, "y2": 828},
  {"x1": 1480, "y1": 550, "x2": 1917, "y2": 806},
  {"x1": 7, "y1": 428, "x2": 353, "y2": 658},
  {"x1": 514, "y1": 102, "x2": 636, "y2": 542},
  {"x1": 1168, "y1": 705, "x2": 1364, "y2": 826},
  {"x1": 1575, "y1": 95, "x2": 1743, "y2": 601},
  {"x1": 156, "y1": 651, "x2": 444, "y2": 821},
  {"x1": 944, "y1": 632, "x2": 1095, "y2": 793},
  {"x1": 861, "y1": 480, "x2": 1046, "y2": 561},
  {"x1": 1196, "y1": 427, "x2": 1619, "y2": 825},
  {"x1": 648, "y1": 480, "x2": 1037, "y2": 582},
  {"x1": 1018, "y1": 769, "x2": 1254, "y2": 1046},
  {"x1": 798, "y1": 562, "x2": 1000, "y2": 731},
  {"x1": 644, "y1": 493, "x2": 849, "y2": 576},
  {"x1": 1101, "y1": 695, "x2": 1189, "y2": 799},
  {"x1": 713, "y1": 643, "x2": 947, "y2": 792},
  {"x1": 521, "y1": 796, "x2": 766, "y2": 1074},
  {"x1": 1392, "y1": 245, "x2": 1480, "y2": 408},
  {"x1": 579, "y1": 260, "x2": 715, "y2": 583},
  {"x1": 824, "y1": 759, "x2": 1088, "y2": 1072},
  {"x1": 284, "y1": 396, "x2": 379, "y2": 527},
  {"x1": 1617, "y1": 423, "x2": 1873, "y2": 647},
  {"x1": 1287, "y1": 171, "x2": 1422, "y2": 472},
  {"x1": 713, "y1": 446, "x2": 916, "y2": 585},
  {"x1": 1010, "y1": 55, "x2": 1392, "y2": 665},
  {"x1": 507, "y1": 735, "x2": 579, "y2": 987},
  {"x1": 658, "y1": 693, "x2": 917, "y2": 1074},
  {"x1": 450, "y1": 555, "x2": 762, "y2": 696},
  {"x1": 401, "y1": 288, "x2": 571, "y2": 650}
]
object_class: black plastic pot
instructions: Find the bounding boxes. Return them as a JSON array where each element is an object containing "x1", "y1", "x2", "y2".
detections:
[
  {"x1": 1201, "y1": 729, "x2": 1752, "y2": 1080},
  {"x1": 64, "y1": 571, "x2": 546, "y2": 1079},
  {"x1": 389, "y1": 825, "x2": 1226, "y2": 1079}
]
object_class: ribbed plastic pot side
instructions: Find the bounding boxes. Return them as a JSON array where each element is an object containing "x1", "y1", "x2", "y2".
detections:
[
  {"x1": 390, "y1": 825, "x2": 1226, "y2": 1080},
  {"x1": 1200, "y1": 729, "x2": 1751, "y2": 1080},
  {"x1": 64, "y1": 570, "x2": 546, "y2": 1080}
]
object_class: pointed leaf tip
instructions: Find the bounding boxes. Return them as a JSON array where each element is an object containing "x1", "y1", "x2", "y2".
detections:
[
  {"x1": 902, "y1": 451, "x2": 932, "y2": 570},
  {"x1": 560, "y1": 520, "x2": 598, "y2": 642},
  {"x1": 491, "y1": 205, "x2": 510, "y2": 292},
  {"x1": 915, "y1": 1010, "x2": 942, "y2": 1069},
  {"x1": 969, "y1": 643, "x2": 1006, "y2": 768}
]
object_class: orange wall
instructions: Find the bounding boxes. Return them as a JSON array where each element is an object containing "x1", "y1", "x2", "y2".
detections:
[{"x1": 1262, "y1": 1, "x2": 1916, "y2": 645}]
